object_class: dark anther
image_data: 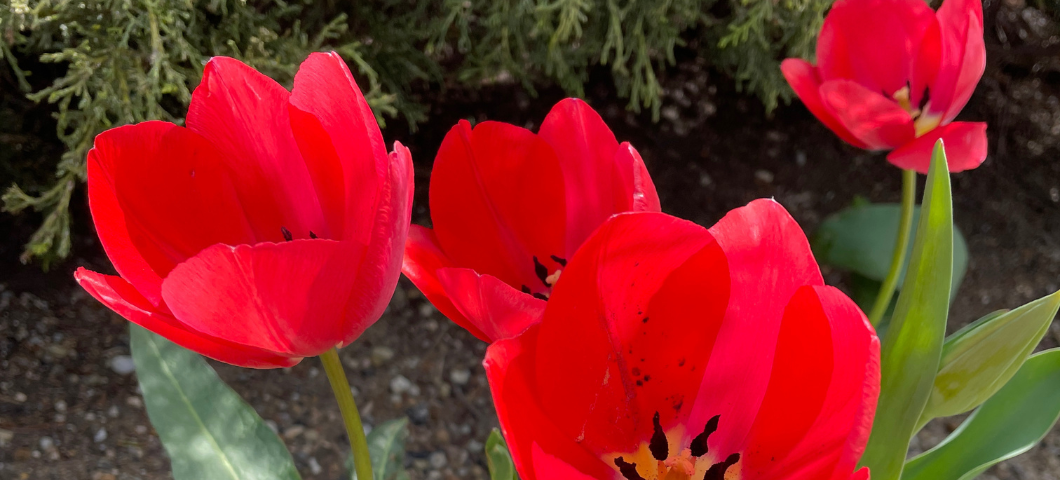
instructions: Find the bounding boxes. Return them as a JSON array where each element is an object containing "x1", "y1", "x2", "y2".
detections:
[
  {"x1": 533, "y1": 256, "x2": 550, "y2": 286},
  {"x1": 689, "y1": 415, "x2": 720, "y2": 457},
  {"x1": 614, "y1": 457, "x2": 646, "y2": 480},
  {"x1": 309, "y1": 231, "x2": 318, "y2": 239},
  {"x1": 281, "y1": 226, "x2": 293, "y2": 242},
  {"x1": 649, "y1": 412, "x2": 669, "y2": 461},
  {"x1": 533, "y1": 292, "x2": 549, "y2": 301},
  {"x1": 702, "y1": 453, "x2": 740, "y2": 480},
  {"x1": 919, "y1": 86, "x2": 931, "y2": 111},
  {"x1": 550, "y1": 255, "x2": 567, "y2": 267},
  {"x1": 521, "y1": 285, "x2": 532, "y2": 294}
]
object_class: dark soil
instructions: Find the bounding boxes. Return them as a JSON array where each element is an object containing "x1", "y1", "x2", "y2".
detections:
[{"x1": 2, "y1": 1, "x2": 1060, "y2": 479}]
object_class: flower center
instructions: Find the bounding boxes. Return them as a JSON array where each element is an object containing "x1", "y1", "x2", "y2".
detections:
[
  {"x1": 891, "y1": 84, "x2": 941, "y2": 137},
  {"x1": 607, "y1": 413, "x2": 740, "y2": 480},
  {"x1": 521, "y1": 255, "x2": 566, "y2": 300}
]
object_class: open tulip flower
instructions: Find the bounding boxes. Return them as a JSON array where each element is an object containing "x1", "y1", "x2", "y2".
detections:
[
  {"x1": 403, "y1": 98, "x2": 660, "y2": 342},
  {"x1": 74, "y1": 53, "x2": 414, "y2": 368},
  {"x1": 485, "y1": 200, "x2": 881, "y2": 480},
  {"x1": 782, "y1": 0, "x2": 986, "y2": 173}
]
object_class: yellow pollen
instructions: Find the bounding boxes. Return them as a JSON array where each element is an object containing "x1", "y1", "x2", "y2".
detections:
[
  {"x1": 892, "y1": 86, "x2": 920, "y2": 119},
  {"x1": 545, "y1": 269, "x2": 562, "y2": 286}
]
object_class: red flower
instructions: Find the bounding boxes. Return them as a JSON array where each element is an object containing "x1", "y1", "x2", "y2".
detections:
[
  {"x1": 782, "y1": 0, "x2": 986, "y2": 173},
  {"x1": 74, "y1": 53, "x2": 414, "y2": 368},
  {"x1": 485, "y1": 200, "x2": 880, "y2": 480},
  {"x1": 403, "y1": 98, "x2": 660, "y2": 342}
]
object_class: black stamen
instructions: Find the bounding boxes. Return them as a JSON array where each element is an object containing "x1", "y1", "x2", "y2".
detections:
[
  {"x1": 533, "y1": 256, "x2": 550, "y2": 286},
  {"x1": 614, "y1": 457, "x2": 646, "y2": 480},
  {"x1": 919, "y1": 86, "x2": 931, "y2": 111},
  {"x1": 702, "y1": 453, "x2": 740, "y2": 480},
  {"x1": 309, "y1": 231, "x2": 318, "y2": 239},
  {"x1": 689, "y1": 415, "x2": 720, "y2": 457},
  {"x1": 280, "y1": 226, "x2": 293, "y2": 242},
  {"x1": 532, "y1": 292, "x2": 549, "y2": 301},
  {"x1": 550, "y1": 255, "x2": 567, "y2": 267},
  {"x1": 649, "y1": 412, "x2": 669, "y2": 461},
  {"x1": 521, "y1": 285, "x2": 532, "y2": 294}
]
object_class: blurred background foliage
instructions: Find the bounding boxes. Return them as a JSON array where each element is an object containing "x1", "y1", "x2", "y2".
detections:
[{"x1": 1, "y1": 0, "x2": 830, "y2": 266}]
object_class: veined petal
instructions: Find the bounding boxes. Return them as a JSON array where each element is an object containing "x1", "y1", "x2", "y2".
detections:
[
  {"x1": 75, "y1": 268, "x2": 298, "y2": 368},
  {"x1": 187, "y1": 56, "x2": 327, "y2": 241},
  {"x1": 402, "y1": 226, "x2": 487, "y2": 341},
  {"x1": 160, "y1": 239, "x2": 367, "y2": 358},
  {"x1": 820, "y1": 80, "x2": 916, "y2": 150},
  {"x1": 436, "y1": 268, "x2": 546, "y2": 342},
  {"x1": 612, "y1": 143, "x2": 662, "y2": 213},
  {"x1": 781, "y1": 59, "x2": 869, "y2": 149},
  {"x1": 931, "y1": 0, "x2": 986, "y2": 123},
  {"x1": 886, "y1": 122, "x2": 987, "y2": 173}
]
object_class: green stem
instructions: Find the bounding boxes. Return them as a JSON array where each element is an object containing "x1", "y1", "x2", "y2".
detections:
[
  {"x1": 320, "y1": 348, "x2": 373, "y2": 480},
  {"x1": 868, "y1": 168, "x2": 918, "y2": 326}
]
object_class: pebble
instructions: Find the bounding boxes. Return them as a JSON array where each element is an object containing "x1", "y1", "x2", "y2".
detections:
[
  {"x1": 308, "y1": 457, "x2": 322, "y2": 475},
  {"x1": 93, "y1": 428, "x2": 107, "y2": 443},
  {"x1": 283, "y1": 425, "x2": 305, "y2": 440},
  {"x1": 109, "y1": 356, "x2": 136, "y2": 375},
  {"x1": 390, "y1": 375, "x2": 413, "y2": 394},
  {"x1": 54, "y1": 400, "x2": 67, "y2": 412},
  {"x1": 754, "y1": 169, "x2": 775, "y2": 184},
  {"x1": 371, "y1": 346, "x2": 395, "y2": 365},
  {"x1": 39, "y1": 436, "x2": 54, "y2": 450},
  {"x1": 449, "y1": 368, "x2": 471, "y2": 386},
  {"x1": 407, "y1": 403, "x2": 430, "y2": 425},
  {"x1": 466, "y1": 440, "x2": 483, "y2": 454},
  {"x1": 107, "y1": 405, "x2": 119, "y2": 418},
  {"x1": 13, "y1": 392, "x2": 26, "y2": 403},
  {"x1": 429, "y1": 451, "x2": 448, "y2": 469},
  {"x1": 0, "y1": 429, "x2": 13, "y2": 447},
  {"x1": 126, "y1": 396, "x2": 143, "y2": 408}
]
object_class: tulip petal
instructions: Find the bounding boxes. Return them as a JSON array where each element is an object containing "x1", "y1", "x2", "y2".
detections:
[
  {"x1": 289, "y1": 52, "x2": 388, "y2": 242},
  {"x1": 781, "y1": 59, "x2": 869, "y2": 149},
  {"x1": 187, "y1": 56, "x2": 327, "y2": 241},
  {"x1": 337, "y1": 143, "x2": 414, "y2": 346},
  {"x1": 688, "y1": 199, "x2": 825, "y2": 453},
  {"x1": 160, "y1": 239, "x2": 367, "y2": 357},
  {"x1": 743, "y1": 286, "x2": 880, "y2": 480},
  {"x1": 430, "y1": 120, "x2": 567, "y2": 295},
  {"x1": 533, "y1": 212, "x2": 722, "y2": 455},
  {"x1": 537, "y1": 98, "x2": 625, "y2": 254},
  {"x1": 402, "y1": 226, "x2": 488, "y2": 341},
  {"x1": 484, "y1": 326, "x2": 619, "y2": 480},
  {"x1": 436, "y1": 268, "x2": 546, "y2": 342},
  {"x1": 887, "y1": 122, "x2": 987, "y2": 173},
  {"x1": 75, "y1": 268, "x2": 297, "y2": 368},
  {"x1": 87, "y1": 121, "x2": 256, "y2": 305},
  {"x1": 932, "y1": 0, "x2": 985, "y2": 123},
  {"x1": 818, "y1": 0, "x2": 937, "y2": 95},
  {"x1": 612, "y1": 143, "x2": 662, "y2": 213},
  {"x1": 820, "y1": 80, "x2": 916, "y2": 150}
]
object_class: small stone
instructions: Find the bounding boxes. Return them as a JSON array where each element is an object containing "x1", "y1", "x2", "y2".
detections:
[
  {"x1": 418, "y1": 303, "x2": 436, "y2": 317},
  {"x1": 109, "y1": 355, "x2": 136, "y2": 375},
  {"x1": 429, "y1": 451, "x2": 448, "y2": 469},
  {"x1": 126, "y1": 396, "x2": 143, "y2": 408},
  {"x1": 135, "y1": 425, "x2": 148, "y2": 435},
  {"x1": 54, "y1": 400, "x2": 67, "y2": 412},
  {"x1": 466, "y1": 440, "x2": 483, "y2": 453},
  {"x1": 94, "y1": 428, "x2": 108, "y2": 443},
  {"x1": 407, "y1": 403, "x2": 430, "y2": 425},
  {"x1": 0, "y1": 429, "x2": 13, "y2": 447},
  {"x1": 308, "y1": 457, "x2": 322, "y2": 475},
  {"x1": 283, "y1": 425, "x2": 305, "y2": 440},
  {"x1": 449, "y1": 368, "x2": 471, "y2": 386},
  {"x1": 39, "y1": 436, "x2": 54, "y2": 450},
  {"x1": 371, "y1": 346, "x2": 395, "y2": 365},
  {"x1": 107, "y1": 405, "x2": 119, "y2": 418},
  {"x1": 390, "y1": 375, "x2": 413, "y2": 394},
  {"x1": 754, "y1": 169, "x2": 775, "y2": 184},
  {"x1": 795, "y1": 151, "x2": 808, "y2": 167},
  {"x1": 13, "y1": 392, "x2": 26, "y2": 403}
]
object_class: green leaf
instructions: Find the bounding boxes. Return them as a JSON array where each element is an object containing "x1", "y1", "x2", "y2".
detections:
[
  {"x1": 485, "y1": 429, "x2": 517, "y2": 480},
  {"x1": 920, "y1": 290, "x2": 1060, "y2": 424},
  {"x1": 902, "y1": 349, "x2": 1060, "y2": 480},
  {"x1": 351, "y1": 418, "x2": 410, "y2": 480},
  {"x1": 130, "y1": 325, "x2": 301, "y2": 480},
  {"x1": 812, "y1": 203, "x2": 969, "y2": 302},
  {"x1": 859, "y1": 143, "x2": 953, "y2": 480}
]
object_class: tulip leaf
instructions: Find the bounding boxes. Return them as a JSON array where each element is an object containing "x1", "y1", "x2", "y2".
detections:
[
  {"x1": 920, "y1": 290, "x2": 1060, "y2": 425},
  {"x1": 812, "y1": 202, "x2": 969, "y2": 306},
  {"x1": 859, "y1": 142, "x2": 953, "y2": 480},
  {"x1": 130, "y1": 325, "x2": 301, "y2": 480},
  {"x1": 350, "y1": 417, "x2": 410, "y2": 480},
  {"x1": 485, "y1": 429, "x2": 518, "y2": 480},
  {"x1": 902, "y1": 349, "x2": 1060, "y2": 480}
]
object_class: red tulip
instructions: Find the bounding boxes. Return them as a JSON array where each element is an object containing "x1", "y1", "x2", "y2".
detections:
[
  {"x1": 485, "y1": 200, "x2": 880, "y2": 480},
  {"x1": 403, "y1": 98, "x2": 660, "y2": 342},
  {"x1": 74, "y1": 53, "x2": 414, "y2": 368},
  {"x1": 782, "y1": 0, "x2": 987, "y2": 173}
]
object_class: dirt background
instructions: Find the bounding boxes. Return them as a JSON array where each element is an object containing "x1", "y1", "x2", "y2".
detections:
[{"x1": 2, "y1": 0, "x2": 1060, "y2": 479}]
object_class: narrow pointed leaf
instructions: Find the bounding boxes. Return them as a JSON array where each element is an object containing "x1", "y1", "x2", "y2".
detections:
[
  {"x1": 859, "y1": 141, "x2": 953, "y2": 480},
  {"x1": 131, "y1": 325, "x2": 301, "y2": 480},
  {"x1": 485, "y1": 429, "x2": 517, "y2": 480},
  {"x1": 351, "y1": 417, "x2": 410, "y2": 480},
  {"x1": 902, "y1": 349, "x2": 1060, "y2": 480},
  {"x1": 921, "y1": 290, "x2": 1060, "y2": 423}
]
